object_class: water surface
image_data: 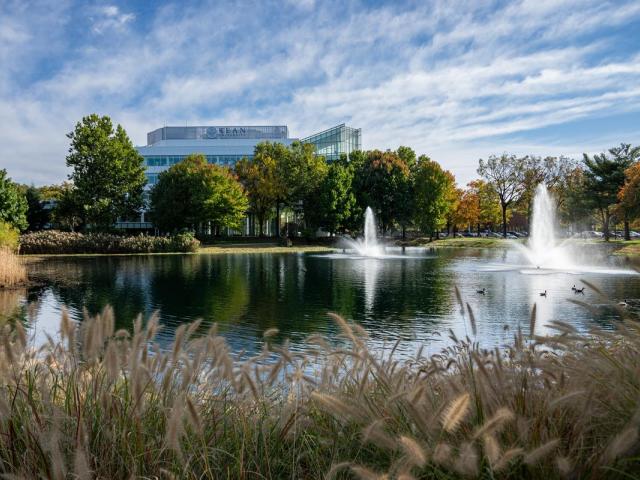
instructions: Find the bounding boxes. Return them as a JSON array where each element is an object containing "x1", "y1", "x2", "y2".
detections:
[{"x1": 4, "y1": 247, "x2": 639, "y2": 358}]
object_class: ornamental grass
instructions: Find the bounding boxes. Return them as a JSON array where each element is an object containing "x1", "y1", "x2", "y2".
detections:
[
  {"x1": 0, "y1": 298, "x2": 639, "y2": 478},
  {"x1": 0, "y1": 248, "x2": 27, "y2": 288}
]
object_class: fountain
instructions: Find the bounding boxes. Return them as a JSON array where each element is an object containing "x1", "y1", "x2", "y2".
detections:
[
  {"x1": 340, "y1": 207, "x2": 385, "y2": 257},
  {"x1": 515, "y1": 184, "x2": 575, "y2": 270}
]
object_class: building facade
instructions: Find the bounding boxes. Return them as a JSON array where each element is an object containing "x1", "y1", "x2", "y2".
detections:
[{"x1": 121, "y1": 123, "x2": 361, "y2": 232}]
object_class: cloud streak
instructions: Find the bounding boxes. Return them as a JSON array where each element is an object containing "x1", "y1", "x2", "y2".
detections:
[{"x1": 1, "y1": 0, "x2": 639, "y2": 185}]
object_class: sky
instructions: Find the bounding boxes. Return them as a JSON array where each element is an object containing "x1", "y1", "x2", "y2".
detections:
[{"x1": 1, "y1": 0, "x2": 640, "y2": 186}]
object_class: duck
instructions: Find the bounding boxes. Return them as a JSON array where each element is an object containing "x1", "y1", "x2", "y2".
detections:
[
  {"x1": 618, "y1": 299, "x2": 628, "y2": 307},
  {"x1": 539, "y1": 290, "x2": 547, "y2": 297},
  {"x1": 574, "y1": 287, "x2": 585, "y2": 294},
  {"x1": 476, "y1": 288, "x2": 486, "y2": 295},
  {"x1": 571, "y1": 285, "x2": 577, "y2": 292}
]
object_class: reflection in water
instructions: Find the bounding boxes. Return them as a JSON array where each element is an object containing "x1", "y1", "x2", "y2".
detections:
[{"x1": 16, "y1": 248, "x2": 640, "y2": 358}]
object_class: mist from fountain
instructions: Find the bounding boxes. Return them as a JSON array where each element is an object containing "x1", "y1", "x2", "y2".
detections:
[
  {"x1": 340, "y1": 207, "x2": 385, "y2": 257},
  {"x1": 515, "y1": 184, "x2": 575, "y2": 270}
]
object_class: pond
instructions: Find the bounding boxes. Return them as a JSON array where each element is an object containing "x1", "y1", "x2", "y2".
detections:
[{"x1": 4, "y1": 247, "x2": 639, "y2": 358}]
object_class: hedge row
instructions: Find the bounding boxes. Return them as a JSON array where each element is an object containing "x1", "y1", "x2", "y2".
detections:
[{"x1": 19, "y1": 231, "x2": 200, "y2": 254}]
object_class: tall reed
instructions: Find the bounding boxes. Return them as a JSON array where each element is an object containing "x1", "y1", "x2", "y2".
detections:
[
  {"x1": 0, "y1": 247, "x2": 26, "y2": 287},
  {"x1": 0, "y1": 300, "x2": 638, "y2": 478}
]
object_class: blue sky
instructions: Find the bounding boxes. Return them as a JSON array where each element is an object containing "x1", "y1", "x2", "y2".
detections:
[{"x1": 1, "y1": 0, "x2": 640, "y2": 186}]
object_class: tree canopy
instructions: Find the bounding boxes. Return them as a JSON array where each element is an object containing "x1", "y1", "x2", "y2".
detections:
[
  {"x1": 0, "y1": 169, "x2": 28, "y2": 231},
  {"x1": 66, "y1": 114, "x2": 147, "y2": 230},
  {"x1": 150, "y1": 154, "x2": 248, "y2": 233},
  {"x1": 413, "y1": 156, "x2": 455, "y2": 238}
]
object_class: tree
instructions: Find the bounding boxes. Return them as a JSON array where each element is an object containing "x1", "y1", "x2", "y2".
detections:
[
  {"x1": 413, "y1": 156, "x2": 455, "y2": 239},
  {"x1": 23, "y1": 186, "x2": 49, "y2": 231},
  {"x1": 0, "y1": 169, "x2": 28, "y2": 231},
  {"x1": 583, "y1": 144, "x2": 637, "y2": 241},
  {"x1": 283, "y1": 141, "x2": 328, "y2": 234},
  {"x1": 66, "y1": 114, "x2": 146, "y2": 230},
  {"x1": 518, "y1": 156, "x2": 575, "y2": 231},
  {"x1": 618, "y1": 162, "x2": 640, "y2": 227},
  {"x1": 235, "y1": 144, "x2": 282, "y2": 236},
  {"x1": 609, "y1": 144, "x2": 639, "y2": 240},
  {"x1": 352, "y1": 150, "x2": 411, "y2": 234},
  {"x1": 477, "y1": 154, "x2": 526, "y2": 238},
  {"x1": 150, "y1": 154, "x2": 248, "y2": 233},
  {"x1": 309, "y1": 158, "x2": 357, "y2": 235},
  {"x1": 53, "y1": 184, "x2": 83, "y2": 231}
]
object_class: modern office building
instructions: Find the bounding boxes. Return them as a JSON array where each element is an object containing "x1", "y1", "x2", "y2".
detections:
[
  {"x1": 120, "y1": 123, "x2": 362, "y2": 232},
  {"x1": 301, "y1": 124, "x2": 362, "y2": 162}
]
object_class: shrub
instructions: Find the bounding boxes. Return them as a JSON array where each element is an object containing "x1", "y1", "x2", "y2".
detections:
[
  {"x1": 0, "y1": 221, "x2": 19, "y2": 251},
  {"x1": 0, "y1": 247, "x2": 26, "y2": 287},
  {"x1": 19, "y1": 230, "x2": 200, "y2": 254},
  {"x1": 0, "y1": 302, "x2": 639, "y2": 478}
]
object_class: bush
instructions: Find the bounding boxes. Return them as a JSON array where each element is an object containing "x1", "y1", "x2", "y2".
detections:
[
  {"x1": 19, "y1": 230, "x2": 200, "y2": 254},
  {"x1": 0, "y1": 221, "x2": 19, "y2": 251}
]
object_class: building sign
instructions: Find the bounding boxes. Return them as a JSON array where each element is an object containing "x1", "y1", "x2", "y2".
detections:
[{"x1": 204, "y1": 127, "x2": 248, "y2": 138}]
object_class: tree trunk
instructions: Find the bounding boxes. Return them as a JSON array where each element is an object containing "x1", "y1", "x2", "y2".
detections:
[
  {"x1": 402, "y1": 225, "x2": 406, "y2": 240},
  {"x1": 602, "y1": 209, "x2": 610, "y2": 242},
  {"x1": 624, "y1": 214, "x2": 630, "y2": 241},
  {"x1": 258, "y1": 214, "x2": 264, "y2": 237},
  {"x1": 275, "y1": 203, "x2": 281, "y2": 238},
  {"x1": 501, "y1": 202, "x2": 508, "y2": 238}
]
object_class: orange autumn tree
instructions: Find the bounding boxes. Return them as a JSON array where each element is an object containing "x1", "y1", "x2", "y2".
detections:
[{"x1": 618, "y1": 162, "x2": 640, "y2": 228}]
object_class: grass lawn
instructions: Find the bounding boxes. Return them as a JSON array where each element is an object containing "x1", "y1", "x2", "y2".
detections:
[
  {"x1": 407, "y1": 236, "x2": 518, "y2": 248},
  {"x1": 198, "y1": 244, "x2": 335, "y2": 255}
]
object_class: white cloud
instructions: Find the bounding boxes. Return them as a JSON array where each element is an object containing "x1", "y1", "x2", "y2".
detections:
[{"x1": 1, "y1": 0, "x2": 640, "y2": 186}]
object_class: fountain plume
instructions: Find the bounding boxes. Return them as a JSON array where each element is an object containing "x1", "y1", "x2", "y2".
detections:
[{"x1": 340, "y1": 207, "x2": 384, "y2": 257}]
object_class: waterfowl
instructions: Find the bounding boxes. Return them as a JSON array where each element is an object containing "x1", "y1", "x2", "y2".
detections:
[
  {"x1": 571, "y1": 285, "x2": 577, "y2": 291},
  {"x1": 476, "y1": 288, "x2": 486, "y2": 294},
  {"x1": 618, "y1": 299, "x2": 628, "y2": 307},
  {"x1": 574, "y1": 287, "x2": 585, "y2": 294},
  {"x1": 539, "y1": 290, "x2": 547, "y2": 297}
]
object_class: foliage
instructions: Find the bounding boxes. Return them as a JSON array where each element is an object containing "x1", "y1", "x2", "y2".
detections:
[
  {"x1": 23, "y1": 185, "x2": 50, "y2": 231},
  {"x1": 413, "y1": 156, "x2": 455, "y2": 237},
  {"x1": 618, "y1": 162, "x2": 640, "y2": 220},
  {"x1": 0, "y1": 221, "x2": 20, "y2": 251},
  {"x1": 19, "y1": 230, "x2": 199, "y2": 254},
  {"x1": 0, "y1": 303, "x2": 639, "y2": 478},
  {"x1": 0, "y1": 169, "x2": 28, "y2": 231},
  {"x1": 52, "y1": 184, "x2": 83, "y2": 232},
  {"x1": 477, "y1": 154, "x2": 527, "y2": 237},
  {"x1": 66, "y1": 114, "x2": 147, "y2": 230},
  {"x1": 309, "y1": 158, "x2": 357, "y2": 234},
  {"x1": 352, "y1": 149, "x2": 411, "y2": 233},
  {"x1": 582, "y1": 144, "x2": 637, "y2": 240},
  {"x1": 150, "y1": 154, "x2": 248, "y2": 233},
  {"x1": 235, "y1": 144, "x2": 283, "y2": 236}
]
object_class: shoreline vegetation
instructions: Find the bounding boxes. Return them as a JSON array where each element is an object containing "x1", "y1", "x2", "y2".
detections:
[{"x1": 0, "y1": 302, "x2": 639, "y2": 478}]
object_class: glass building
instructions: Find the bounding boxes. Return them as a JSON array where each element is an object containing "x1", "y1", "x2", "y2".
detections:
[
  {"x1": 121, "y1": 123, "x2": 362, "y2": 232},
  {"x1": 301, "y1": 123, "x2": 362, "y2": 162}
]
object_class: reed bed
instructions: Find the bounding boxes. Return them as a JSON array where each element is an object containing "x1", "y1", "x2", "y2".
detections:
[
  {"x1": 0, "y1": 300, "x2": 639, "y2": 479},
  {"x1": 0, "y1": 248, "x2": 27, "y2": 287}
]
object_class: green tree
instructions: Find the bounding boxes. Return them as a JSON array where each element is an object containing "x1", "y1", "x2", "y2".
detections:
[
  {"x1": 23, "y1": 186, "x2": 49, "y2": 231},
  {"x1": 235, "y1": 144, "x2": 281, "y2": 236},
  {"x1": 311, "y1": 158, "x2": 357, "y2": 235},
  {"x1": 477, "y1": 154, "x2": 526, "y2": 238},
  {"x1": 66, "y1": 114, "x2": 146, "y2": 230},
  {"x1": 283, "y1": 141, "x2": 328, "y2": 235},
  {"x1": 413, "y1": 156, "x2": 455, "y2": 239},
  {"x1": 0, "y1": 169, "x2": 28, "y2": 231},
  {"x1": 53, "y1": 184, "x2": 83, "y2": 231},
  {"x1": 583, "y1": 144, "x2": 637, "y2": 241},
  {"x1": 150, "y1": 154, "x2": 248, "y2": 233},
  {"x1": 352, "y1": 150, "x2": 411, "y2": 234}
]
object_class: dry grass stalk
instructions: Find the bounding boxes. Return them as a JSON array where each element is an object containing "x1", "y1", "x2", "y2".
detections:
[
  {"x1": 0, "y1": 248, "x2": 26, "y2": 287},
  {"x1": 442, "y1": 393, "x2": 471, "y2": 433}
]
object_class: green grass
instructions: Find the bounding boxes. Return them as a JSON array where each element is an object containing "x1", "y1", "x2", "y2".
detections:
[
  {"x1": 405, "y1": 236, "x2": 517, "y2": 248},
  {"x1": 198, "y1": 244, "x2": 335, "y2": 255},
  {"x1": 1, "y1": 293, "x2": 640, "y2": 479}
]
